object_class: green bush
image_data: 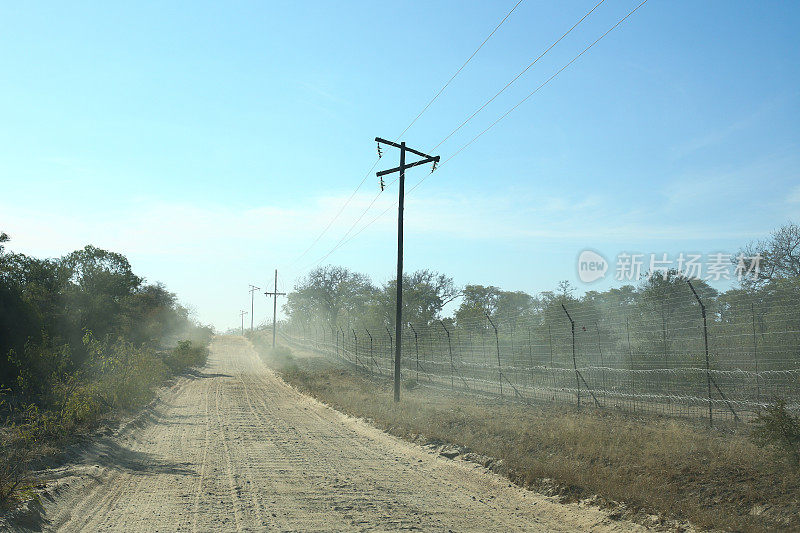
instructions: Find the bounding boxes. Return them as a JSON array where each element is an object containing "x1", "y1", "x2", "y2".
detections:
[
  {"x1": 752, "y1": 398, "x2": 800, "y2": 465},
  {"x1": 61, "y1": 383, "x2": 106, "y2": 427},
  {"x1": 162, "y1": 340, "x2": 208, "y2": 374},
  {"x1": 0, "y1": 335, "x2": 211, "y2": 505}
]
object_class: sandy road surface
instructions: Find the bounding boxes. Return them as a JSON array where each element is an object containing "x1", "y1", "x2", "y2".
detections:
[{"x1": 22, "y1": 336, "x2": 649, "y2": 532}]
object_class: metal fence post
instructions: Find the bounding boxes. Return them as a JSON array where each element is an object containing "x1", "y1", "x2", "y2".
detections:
[
  {"x1": 485, "y1": 313, "x2": 502, "y2": 397},
  {"x1": 527, "y1": 327, "x2": 534, "y2": 387},
  {"x1": 440, "y1": 320, "x2": 454, "y2": 389},
  {"x1": 365, "y1": 328, "x2": 375, "y2": 375},
  {"x1": 751, "y1": 303, "x2": 760, "y2": 401},
  {"x1": 385, "y1": 326, "x2": 393, "y2": 377},
  {"x1": 687, "y1": 279, "x2": 712, "y2": 427},
  {"x1": 410, "y1": 324, "x2": 420, "y2": 381},
  {"x1": 352, "y1": 329, "x2": 359, "y2": 369},
  {"x1": 627, "y1": 316, "x2": 635, "y2": 412},
  {"x1": 339, "y1": 326, "x2": 346, "y2": 363},
  {"x1": 562, "y1": 303, "x2": 580, "y2": 407},
  {"x1": 595, "y1": 321, "x2": 607, "y2": 398}
]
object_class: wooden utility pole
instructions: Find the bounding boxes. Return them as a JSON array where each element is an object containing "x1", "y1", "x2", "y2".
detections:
[
  {"x1": 264, "y1": 269, "x2": 286, "y2": 348},
  {"x1": 239, "y1": 310, "x2": 248, "y2": 336},
  {"x1": 248, "y1": 284, "x2": 261, "y2": 333},
  {"x1": 375, "y1": 137, "x2": 439, "y2": 402}
]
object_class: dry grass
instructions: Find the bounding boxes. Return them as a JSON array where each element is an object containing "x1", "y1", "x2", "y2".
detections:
[{"x1": 267, "y1": 349, "x2": 800, "y2": 532}]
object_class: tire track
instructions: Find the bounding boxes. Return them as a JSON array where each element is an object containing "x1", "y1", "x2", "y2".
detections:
[
  {"x1": 31, "y1": 336, "x2": 651, "y2": 533},
  {"x1": 212, "y1": 378, "x2": 244, "y2": 532},
  {"x1": 191, "y1": 378, "x2": 212, "y2": 533}
]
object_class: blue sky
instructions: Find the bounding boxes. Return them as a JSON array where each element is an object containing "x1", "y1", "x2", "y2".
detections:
[{"x1": 1, "y1": 1, "x2": 798, "y2": 330}]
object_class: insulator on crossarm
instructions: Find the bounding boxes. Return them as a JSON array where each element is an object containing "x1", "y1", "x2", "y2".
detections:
[
  {"x1": 430, "y1": 160, "x2": 437, "y2": 173},
  {"x1": 377, "y1": 143, "x2": 383, "y2": 158},
  {"x1": 380, "y1": 177, "x2": 385, "y2": 191}
]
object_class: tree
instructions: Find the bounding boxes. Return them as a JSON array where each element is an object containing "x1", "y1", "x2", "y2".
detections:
[
  {"x1": 637, "y1": 269, "x2": 716, "y2": 367},
  {"x1": 377, "y1": 270, "x2": 460, "y2": 327},
  {"x1": 1, "y1": 242, "x2": 202, "y2": 405},
  {"x1": 61, "y1": 246, "x2": 143, "y2": 342},
  {"x1": 455, "y1": 285, "x2": 533, "y2": 325},
  {"x1": 285, "y1": 266, "x2": 375, "y2": 327},
  {"x1": 738, "y1": 222, "x2": 800, "y2": 287},
  {"x1": 455, "y1": 285, "x2": 501, "y2": 324},
  {"x1": 557, "y1": 280, "x2": 575, "y2": 299}
]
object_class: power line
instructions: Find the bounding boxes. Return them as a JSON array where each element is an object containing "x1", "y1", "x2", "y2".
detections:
[
  {"x1": 396, "y1": 0, "x2": 526, "y2": 140},
  {"x1": 296, "y1": 0, "x2": 647, "y2": 266},
  {"x1": 286, "y1": 1, "x2": 523, "y2": 273},
  {"x1": 431, "y1": 0, "x2": 649, "y2": 175},
  {"x1": 295, "y1": 0, "x2": 626, "y2": 270},
  {"x1": 286, "y1": 159, "x2": 380, "y2": 270},
  {"x1": 430, "y1": 0, "x2": 607, "y2": 152}
]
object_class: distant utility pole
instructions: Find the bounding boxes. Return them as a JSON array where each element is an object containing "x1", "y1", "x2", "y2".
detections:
[
  {"x1": 239, "y1": 310, "x2": 248, "y2": 336},
  {"x1": 248, "y1": 284, "x2": 261, "y2": 333},
  {"x1": 375, "y1": 137, "x2": 439, "y2": 402},
  {"x1": 264, "y1": 269, "x2": 287, "y2": 348}
]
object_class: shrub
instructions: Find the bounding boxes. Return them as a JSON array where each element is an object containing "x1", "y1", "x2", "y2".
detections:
[
  {"x1": 751, "y1": 398, "x2": 800, "y2": 465},
  {"x1": 162, "y1": 340, "x2": 208, "y2": 374}
]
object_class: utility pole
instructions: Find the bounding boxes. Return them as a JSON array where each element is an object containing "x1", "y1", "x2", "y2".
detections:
[
  {"x1": 375, "y1": 137, "x2": 439, "y2": 402},
  {"x1": 239, "y1": 310, "x2": 248, "y2": 336},
  {"x1": 248, "y1": 284, "x2": 261, "y2": 333},
  {"x1": 264, "y1": 269, "x2": 287, "y2": 348}
]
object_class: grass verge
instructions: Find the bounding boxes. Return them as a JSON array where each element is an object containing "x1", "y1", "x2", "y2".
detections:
[{"x1": 257, "y1": 343, "x2": 800, "y2": 532}]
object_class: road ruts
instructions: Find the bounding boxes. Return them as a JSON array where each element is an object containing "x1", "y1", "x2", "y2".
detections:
[{"x1": 29, "y1": 336, "x2": 650, "y2": 532}]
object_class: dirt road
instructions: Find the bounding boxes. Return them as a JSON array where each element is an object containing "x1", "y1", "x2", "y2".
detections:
[{"x1": 27, "y1": 336, "x2": 648, "y2": 532}]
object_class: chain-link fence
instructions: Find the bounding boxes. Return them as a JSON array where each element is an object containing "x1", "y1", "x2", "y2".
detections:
[{"x1": 281, "y1": 286, "x2": 800, "y2": 425}]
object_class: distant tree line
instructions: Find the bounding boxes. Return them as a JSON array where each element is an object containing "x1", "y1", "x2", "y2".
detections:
[
  {"x1": 283, "y1": 223, "x2": 800, "y2": 369},
  {"x1": 0, "y1": 233, "x2": 211, "y2": 410}
]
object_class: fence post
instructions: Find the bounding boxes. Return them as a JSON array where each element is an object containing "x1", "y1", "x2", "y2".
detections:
[
  {"x1": 365, "y1": 328, "x2": 375, "y2": 375},
  {"x1": 352, "y1": 329, "x2": 359, "y2": 368},
  {"x1": 510, "y1": 322, "x2": 516, "y2": 370},
  {"x1": 337, "y1": 326, "x2": 345, "y2": 362},
  {"x1": 687, "y1": 279, "x2": 713, "y2": 427},
  {"x1": 595, "y1": 321, "x2": 607, "y2": 398},
  {"x1": 548, "y1": 324, "x2": 556, "y2": 400},
  {"x1": 562, "y1": 303, "x2": 580, "y2": 407},
  {"x1": 410, "y1": 324, "x2": 420, "y2": 381},
  {"x1": 485, "y1": 313, "x2": 502, "y2": 397},
  {"x1": 335, "y1": 327, "x2": 340, "y2": 359},
  {"x1": 627, "y1": 316, "x2": 635, "y2": 412},
  {"x1": 385, "y1": 326, "x2": 393, "y2": 377},
  {"x1": 751, "y1": 303, "x2": 760, "y2": 401},
  {"x1": 527, "y1": 327, "x2": 534, "y2": 387},
  {"x1": 440, "y1": 320, "x2": 454, "y2": 389}
]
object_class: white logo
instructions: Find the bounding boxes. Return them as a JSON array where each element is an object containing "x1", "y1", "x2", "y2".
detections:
[{"x1": 578, "y1": 250, "x2": 608, "y2": 283}]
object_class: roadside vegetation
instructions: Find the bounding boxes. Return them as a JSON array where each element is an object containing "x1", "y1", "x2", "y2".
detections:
[
  {"x1": 0, "y1": 233, "x2": 212, "y2": 507},
  {"x1": 282, "y1": 223, "x2": 800, "y2": 372},
  {"x1": 251, "y1": 334, "x2": 800, "y2": 532}
]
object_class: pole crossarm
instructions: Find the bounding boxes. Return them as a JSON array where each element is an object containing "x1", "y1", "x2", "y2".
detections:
[
  {"x1": 376, "y1": 155, "x2": 440, "y2": 177},
  {"x1": 265, "y1": 269, "x2": 287, "y2": 348},
  {"x1": 249, "y1": 285, "x2": 261, "y2": 332},
  {"x1": 264, "y1": 291, "x2": 287, "y2": 297},
  {"x1": 375, "y1": 137, "x2": 432, "y2": 160}
]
